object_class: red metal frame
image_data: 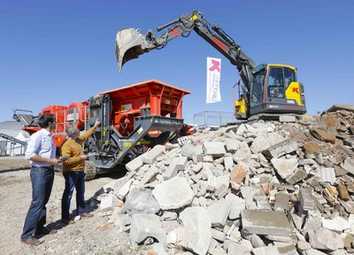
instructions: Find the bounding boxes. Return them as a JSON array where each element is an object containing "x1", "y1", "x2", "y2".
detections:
[
  {"x1": 22, "y1": 80, "x2": 190, "y2": 145},
  {"x1": 101, "y1": 80, "x2": 190, "y2": 136}
]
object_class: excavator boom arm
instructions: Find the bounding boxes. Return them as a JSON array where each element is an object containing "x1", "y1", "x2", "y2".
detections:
[{"x1": 116, "y1": 11, "x2": 255, "y2": 93}]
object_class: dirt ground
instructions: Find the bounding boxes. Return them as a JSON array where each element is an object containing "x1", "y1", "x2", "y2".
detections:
[{"x1": 0, "y1": 164, "x2": 139, "y2": 255}]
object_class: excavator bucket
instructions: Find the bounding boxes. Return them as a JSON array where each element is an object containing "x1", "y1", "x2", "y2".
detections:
[{"x1": 115, "y1": 28, "x2": 149, "y2": 70}]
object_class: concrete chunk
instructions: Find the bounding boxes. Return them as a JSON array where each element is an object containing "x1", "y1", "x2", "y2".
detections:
[
  {"x1": 262, "y1": 140, "x2": 298, "y2": 159},
  {"x1": 129, "y1": 213, "x2": 166, "y2": 245},
  {"x1": 182, "y1": 143, "x2": 204, "y2": 159},
  {"x1": 274, "y1": 192, "x2": 290, "y2": 211},
  {"x1": 227, "y1": 243, "x2": 251, "y2": 255},
  {"x1": 123, "y1": 189, "x2": 160, "y2": 215},
  {"x1": 179, "y1": 207, "x2": 212, "y2": 255},
  {"x1": 211, "y1": 228, "x2": 226, "y2": 242},
  {"x1": 271, "y1": 157, "x2": 298, "y2": 179},
  {"x1": 251, "y1": 133, "x2": 285, "y2": 154},
  {"x1": 310, "y1": 128, "x2": 336, "y2": 144},
  {"x1": 233, "y1": 142, "x2": 252, "y2": 162},
  {"x1": 99, "y1": 193, "x2": 116, "y2": 210},
  {"x1": 342, "y1": 157, "x2": 354, "y2": 175},
  {"x1": 286, "y1": 169, "x2": 307, "y2": 185},
  {"x1": 299, "y1": 188, "x2": 316, "y2": 211},
  {"x1": 208, "y1": 199, "x2": 231, "y2": 227},
  {"x1": 141, "y1": 144, "x2": 165, "y2": 164},
  {"x1": 308, "y1": 228, "x2": 344, "y2": 251},
  {"x1": 319, "y1": 167, "x2": 336, "y2": 184},
  {"x1": 230, "y1": 163, "x2": 247, "y2": 189},
  {"x1": 226, "y1": 193, "x2": 245, "y2": 220},
  {"x1": 115, "y1": 179, "x2": 133, "y2": 200},
  {"x1": 224, "y1": 156, "x2": 234, "y2": 171},
  {"x1": 203, "y1": 142, "x2": 226, "y2": 157},
  {"x1": 140, "y1": 166, "x2": 159, "y2": 185},
  {"x1": 322, "y1": 216, "x2": 350, "y2": 232},
  {"x1": 163, "y1": 156, "x2": 187, "y2": 179},
  {"x1": 225, "y1": 139, "x2": 240, "y2": 152},
  {"x1": 241, "y1": 209, "x2": 292, "y2": 236},
  {"x1": 152, "y1": 176, "x2": 194, "y2": 210},
  {"x1": 126, "y1": 156, "x2": 143, "y2": 172}
]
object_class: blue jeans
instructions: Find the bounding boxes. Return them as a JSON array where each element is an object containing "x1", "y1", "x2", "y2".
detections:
[
  {"x1": 21, "y1": 166, "x2": 54, "y2": 240},
  {"x1": 61, "y1": 171, "x2": 86, "y2": 220}
]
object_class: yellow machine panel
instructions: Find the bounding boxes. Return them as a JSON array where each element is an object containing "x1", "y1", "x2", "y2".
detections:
[{"x1": 285, "y1": 81, "x2": 303, "y2": 106}]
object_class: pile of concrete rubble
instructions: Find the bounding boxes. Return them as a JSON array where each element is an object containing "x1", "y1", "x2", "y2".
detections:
[{"x1": 95, "y1": 105, "x2": 354, "y2": 255}]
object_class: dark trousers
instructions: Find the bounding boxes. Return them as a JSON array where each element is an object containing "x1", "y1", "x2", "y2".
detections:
[
  {"x1": 61, "y1": 171, "x2": 86, "y2": 220},
  {"x1": 21, "y1": 166, "x2": 54, "y2": 240}
]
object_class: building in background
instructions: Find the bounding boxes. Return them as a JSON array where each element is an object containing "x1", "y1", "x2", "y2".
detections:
[{"x1": 0, "y1": 121, "x2": 29, "y2": 156}]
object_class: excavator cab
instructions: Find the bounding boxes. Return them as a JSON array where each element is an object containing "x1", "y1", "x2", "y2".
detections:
[{"x1": 235, "y1": 64, "x2": 306, "y2": 119}]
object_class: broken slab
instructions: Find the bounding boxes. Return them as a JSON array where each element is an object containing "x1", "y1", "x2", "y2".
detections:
[
  {"x1": 224, "y1": 156, "x2": 234, "y2": 171},
  {"x1": 125, "y1": 156, "x2": 143, "y2": 172},
  {"x1": 179, "y1": 207, "x2": 212, "y2": 255},
  {"x1": 322, "y1": 216, "x2": 350, "y2": 232},
  {"x1": 241, "y1": 186, "x2": 258, "y2": 209},
  {"x1": 225, "y1": 139, "x2": 240, "y2": 152},
  {"x1": 308, "y1": 228, "x2": 344, "y2": 251},
  {"x1": 342, "y1": 157, "x2": 354, "y2": 175},
  {"x1": 123, "y1": 189, "x2": 160, "y2": 215},
  {"x1": 299, "y1": 188, "x2": 316, "y2": 212},
  {"x1": 274, "y1": 192, "x2": 290, "y2": 211},
  {"x1": 286, "y1": 169, "x2": 307, "y2": 185},
  {"x1": 203, "y1": 141, "x2": 226, "y2": 157},
  {"x1": 141, "y1": 145, "x2": 165, "y2": 164},
  {"x1": 226, "y1": 242, "x2": 251, "y2": 255},
  {"x1": 226, "y1": 193, "x2": 245, "y2": 220},
  {"x1": 271, "y1": 157, "x2": 298, "y2": 179},
  {"x1": 241, "y1": 209, "x2": 292, "y2": 236},
  {"x1": 319, "y1": 167, "x2": 336, "y2": 184},
  {"x1": 115, "y1": 178, "x2": 134, "y2": 200},
  {"x1": 99, "y1": 193, "x2": 117, "y2": 210},
  {"x1": 233, "y1": 142, "x2": 252, "y2": 162},
  {"x1": 210, "y1": 228, "x2": 226, "y2": 242},
  {"x1": 310, "y1": 128, "x2": 336, "y2": 144},
  {"x1": 140, "y1": 166, "x2": 159, "y2": 185},
  {"x1": 252, "y1": 245, "x2": 299, "y2": 255},
  {"x1": 303, "y1": 142, "x2": 321, "y2": 155},
  {"x1": 152, "y1": 176, "x2": 194, "y2": 210},
  {"x1": 207, "y1": 199, "x2": 231, "y2": 227},
  {"x1": 129, "y1": 213, "x2": 166, "y2": 246},
  {"x1": 250, "y1": 133, "x2": 285, "y2": 154},
  {"x1": 181, "y1": 143, "x2": 203, "y2": 159},
  {"x1": 262, "y1": 140, "x2": 298, "y2": 160},
  {"x1": 230, "y1": 163, "x2": 247, "y2": 189},
  {"x1": 163, "y1": 156, "x2": 187, "y2": 179}
]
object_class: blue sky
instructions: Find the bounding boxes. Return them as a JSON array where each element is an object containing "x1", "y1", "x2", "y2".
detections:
[{"x1": 1, "y1": 1, "x2": 354, "y2": 123}]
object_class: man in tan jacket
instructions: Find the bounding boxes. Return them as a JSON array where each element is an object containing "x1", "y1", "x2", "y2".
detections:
[{"x1": 61, "y1": 120, "x2": 100, "y2": 224}]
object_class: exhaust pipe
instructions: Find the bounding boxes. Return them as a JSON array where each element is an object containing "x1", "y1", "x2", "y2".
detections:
[{"x1": 115, "y1": 28, "x2": 151, "y2": 70}]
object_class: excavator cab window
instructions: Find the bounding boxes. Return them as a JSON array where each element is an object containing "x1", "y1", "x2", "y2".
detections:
[
  {"x1": 268, "y1": 67, "x2": 284, "y2": 99},
  {"x1": 284, "y1": 68, "x2": 296, "y2": 87},
  {"x1": 251, "y1": 69, "x2": 265, "y2": 107}
]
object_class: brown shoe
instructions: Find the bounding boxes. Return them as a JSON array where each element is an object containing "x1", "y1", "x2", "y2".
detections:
[
  {"x1": 21, "y1": 237, "x2": 44, "y2": 246},
  {"x1": 80, "y1": 212, "x2": 94, "y2": 218}
]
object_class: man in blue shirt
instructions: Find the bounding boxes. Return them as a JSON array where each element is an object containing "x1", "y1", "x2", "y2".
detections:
[{"x1": 20, "y1": 115, "x2": 62, "y2": 246}]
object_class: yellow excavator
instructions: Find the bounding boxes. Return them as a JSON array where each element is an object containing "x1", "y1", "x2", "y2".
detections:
[{"x1": 115, "y1": 10, "x2": 306, "y2": 120}]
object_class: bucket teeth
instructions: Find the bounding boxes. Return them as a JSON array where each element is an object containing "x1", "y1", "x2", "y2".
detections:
[{"x1": 115, "y1": 28, "x2": 148, "y2": 70}]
